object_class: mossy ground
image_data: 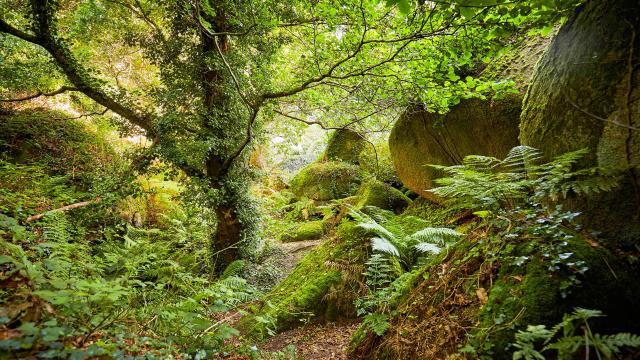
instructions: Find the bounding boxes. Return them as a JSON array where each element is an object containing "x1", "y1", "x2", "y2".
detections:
[
  {"x1": 238, "y1": 219, "x2": 370, "y2": 339},
  {"x1": 279, "y1": 220, "x2": 325, "y2": 242}
]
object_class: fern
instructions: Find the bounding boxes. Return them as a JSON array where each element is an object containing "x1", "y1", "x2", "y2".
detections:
[
  {"x1": 592, "y1": 333, "x2": 640, "y2": 358},
  {"x1": 356, "y1": 222, "x2": 398, "y2": 242},
  {"x1": 500, "y1": 145, "x2": 543, "y2": 173},
  {"x1": 410, "y1": 227, "x2": 463, "y2": 245},
  {"x1": 370, "y1": 237, "x2": 400, "y2": 257},
  {"x1": 42, "y1": 212, "x2": 71, "y2": 243},
  {"x1": 414, "y1": 242, "x2": 442, "y2": 254},
  {"x1": 221, "y1": 260, "x2": 246, "y2": 279},
  {"x1": 363, "y1": 254, "x2": 396, "y2": 291},
  {"x1": 363, "y1": 313, "x2": 390, "y2": 336},
  {"x1": 429, "y1": 146, "x2": 622, "y2": 211},
  {"x1": 513, "y1": 308, "x2": 640, "y2": 360}
]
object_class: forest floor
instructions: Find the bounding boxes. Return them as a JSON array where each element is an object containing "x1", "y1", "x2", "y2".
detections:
[
  {"x1": 261, "y1": 239, "x2": 358, "y2": 358},
  {"x1": 260, "y1": 320, "x2": 360, "y2": 359},
  {"x1": 224, "y1": 237, "x2": 360, "y2": 359}
]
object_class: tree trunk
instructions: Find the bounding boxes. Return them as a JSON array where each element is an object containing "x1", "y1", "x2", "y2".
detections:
[
  {"x1": 214, "y1": 204, "x2": 243, "y2": 268},
  {"x1": 200, "y1": 3, "x2": 252, "y2": 271}
]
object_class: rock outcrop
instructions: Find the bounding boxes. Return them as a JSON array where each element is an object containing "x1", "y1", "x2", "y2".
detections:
[
  {"x1": 519, "y1": 0, "x2": 640, "y2": 242},
  {"x1": 323, "y1": 129, "x2": 366, "y2": 164},
  {"x1": 355, "y1": 179, "x2": 411, "y2": 214},
  {"x1": 389, "y1": 35, "x2": 551, "y2": 199}
]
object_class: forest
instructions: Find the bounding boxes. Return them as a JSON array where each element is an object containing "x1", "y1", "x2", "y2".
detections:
[{"x1": 1, "y1": 0, "x2": 639, "y2": 359}]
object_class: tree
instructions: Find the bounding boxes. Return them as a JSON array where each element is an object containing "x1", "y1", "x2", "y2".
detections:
[{"x1": 0, "y1": 0, "x2": 577, "y2": 268}]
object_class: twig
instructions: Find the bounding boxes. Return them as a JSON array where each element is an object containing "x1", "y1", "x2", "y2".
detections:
[
  {"x1": 564, "y1": 93, "x2": 640, "y2": 131},
  {"x1": 25, "y1": 197, "x2": 101, "y2": 222}
]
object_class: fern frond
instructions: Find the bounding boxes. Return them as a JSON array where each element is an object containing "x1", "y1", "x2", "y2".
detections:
[
  {"x1": 593, "y1": 333, "x2": 640, "y2": 356},
  {"x1": 414, "y1": 242, "x2": 442, "y2": 254},
  {"x1": 221, "y1": 260, "x2": 245, "y2": 280},
  {"x1": 501, "y1": 146, "x2": 543, "y2": 172},
  {"x1": 356, "y1": 222, "x2": 397, "y2": 242},
  {"x1": 462, "y1": 155, "x2": 501, "y2": 171},
  {"x1": 410, "y1": 227, "x2": 463, "y2": 245},
  {"x1": 371, "y1": 237, "x2": 400, "y2": 257},
  {"x1": 347, "y1": 206, "x2": 374, "y2": 223}
]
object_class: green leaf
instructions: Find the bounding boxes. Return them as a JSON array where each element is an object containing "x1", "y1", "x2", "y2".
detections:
[{"x1": 459, "y1": 6, "x2": 476, "y2": 19}]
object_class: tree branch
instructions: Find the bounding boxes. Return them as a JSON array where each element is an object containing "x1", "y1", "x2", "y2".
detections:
[
  {"x1": 25, "y1": 198, "x2": 101, "y2": 223},
  {"x1": 0, "y1": 86, "x2": 78, "y2": 102},
  {"x1": 104, "y1": 0, "x2": 166, "y2": 41},
  {"x1": 0, "y1": 5, "x2": 156, "y2": 137}
]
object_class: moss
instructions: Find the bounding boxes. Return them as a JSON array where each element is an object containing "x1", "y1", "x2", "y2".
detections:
[
  {"x1": 279, "y1": 220, "x2": 325, "y2": 242},
  {"x1": 358, "y1": 141, "x2": 401, "y2": 186},
  {"x1": 323, "y1": 129, "x2": 366, "y2": 164},
  {"x1": 401, "y1": 198, "x2": 457, "y2": 226},
  {"x1": 0, "y1": 109, "x2": 117, "y2": 180},
  {"x1": 355, "y1": 179, "x2": 411, "y2": 214},
  {"x1": 289, "y1": 161, "x2": 364, "y2": 201},
  {"x1": 479, "y1": 34, "x2": 554, "y2": 93},
  {"x1": 239, "y1": 220, "x2": 370, "y2": 339},
  {"x1": 478, "y1": 236, "x2": 640, "y2": 357}
]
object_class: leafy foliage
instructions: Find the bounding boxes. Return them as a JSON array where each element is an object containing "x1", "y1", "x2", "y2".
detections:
[
  {"x1": 352, "y1": 206, "x2": 463, "y2": 267},
  {"x1": 429, "y1": 146, "x2": 622, "y2": 211},
  {"x1": 350, "y1": 206, "x2": 463, "y2": 336},
  {"x1": 512, "y1": 308, "x2": 640, "y2": 360},
  {"x1": 0, "y1": 157, "x2": 259, "y2": 358}
]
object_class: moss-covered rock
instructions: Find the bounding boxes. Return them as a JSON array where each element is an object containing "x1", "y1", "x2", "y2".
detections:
[
  {"x1": 289, "y1": 161, "x2": 364, "y2": 201},
  {"x1": 323, "y1": 129, "x2": 366, "y2": 164},
  {"x1": 355, "y1": 179, "x2": 411, "y2": 214},
  {"x1": 279, "y1": 220, "x2": 325, "y2": 242},
  {"x1": 239, "y1": 220, "x2": 370, "y2": 339},
  {"x1": 519, "y1": 0, "x2": 640, "y2": 243},
  {"x1": 479, "y1": 237, "x2": 640, "y2": 358},
  {"x1": 350, "y1": 227, "x2": 640, "y2": 360},
  {"x1": 389, "y1": 35, "x2": 551, "y2": 200},
  {"x1": 390, "y1": 98, "x2": 522, "y2": 200},
  {"x1": 358, "y1": 142, "x2": 402, "y2": 187}
]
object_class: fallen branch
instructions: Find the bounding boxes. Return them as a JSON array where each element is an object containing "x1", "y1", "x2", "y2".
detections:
[{"x1": 25, "y1": 197, "x2": 101, "y2": 222}]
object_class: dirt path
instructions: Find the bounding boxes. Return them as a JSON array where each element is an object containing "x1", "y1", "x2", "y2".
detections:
[
  {"x1": 260, "y1": 320, "x2": 360, "y2": 359},
  {"x1": 278, "y1": 239, "x2": 322, "y2": 272},
  {"x1": 226, "y1": 238, "x2": 360, "y2": 359}
]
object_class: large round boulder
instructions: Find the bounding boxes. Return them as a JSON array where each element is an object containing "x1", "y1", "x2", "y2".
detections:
[
  {"x1": 355, "y1": 179, "x2": 412, "y2": 214},
  {"x1": 289, "y1": 161, "x2": 363, "y2": 201},
  {"x1": 389, "y1": 35, "x2": 551, "y2": 199},
  {"x1": 390, "y1": 98, "x2": 521, "y2": 199},
  {"x1": 519, "y1": 0, "x2": 640, "y2": 242},
  {"x1": 323, "y1": 129, "x2": 367, "y2": 164}
]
